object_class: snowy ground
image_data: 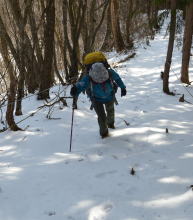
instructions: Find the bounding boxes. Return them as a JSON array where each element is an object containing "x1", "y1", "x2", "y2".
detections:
[{"x1": 1, "y1": 26, "x2": 193, "y2": 220}]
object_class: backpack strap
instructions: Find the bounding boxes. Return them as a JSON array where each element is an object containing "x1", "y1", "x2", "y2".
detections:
[
  {"x1": 108, "y1": 69, "x2": 118, "y2": 105},
  {"x1": 86, "y1": 63, "x2": 119, "y2": 109}
]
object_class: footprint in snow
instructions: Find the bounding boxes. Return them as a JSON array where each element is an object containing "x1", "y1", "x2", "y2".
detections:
[
  {"x1": 67, "y1": 216, "x2": 75, "y2": 220},
  {"x1": 122, "y1": 138, "x2": 130, "y2": 142},
  {"x1": 95, "y1": 170, "x2": 117, "y2": 178},
  {"x1": 78, "y1": 158, "x2": 84, "y2": 162},
  {"x1": 64, "y1": 157, "x2": 85, "y2": 164},
  {"x1": 97, "y1": 151, "x2": 103, "y2": 156},
  {"x1": 103, "y1": 203, "x2": 113, "y2": 213},
  {"x1": 112, "y1": 155, "x2": 119, "y2": 159},
  {"x1": 44, "y1": 211, "x2": 56, "y2": 216}
]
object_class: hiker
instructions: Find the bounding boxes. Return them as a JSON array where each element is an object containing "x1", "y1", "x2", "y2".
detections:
[{"x1": 70, "y1": 52, "x2": 127, "y2": 138}]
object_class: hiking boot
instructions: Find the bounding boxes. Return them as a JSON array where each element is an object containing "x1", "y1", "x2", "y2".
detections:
[
  {"x1": 101, "y1": 130, "x2": 109, "y2": 139},
  {"x1": 108, "y1": 124, "x2": 115, "y2": 129}
]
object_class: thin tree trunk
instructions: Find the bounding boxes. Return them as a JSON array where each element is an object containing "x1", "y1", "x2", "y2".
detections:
[
  {"x1": 100, "y1": 5, "x2": 113, "y2": 51},
  {"x1": 15, "y1": 73, "x2": 24, "y2": 116},
  {"x1": 62, "y1": 0, "x2": 70, "y2": 81},
  {"x1": 28, "y1": 5, "x2": 44, "y2": 87},
  {"x1": 54, "y1": 47, "x2": 66, "y2": 86},
  {"x1": 38, "y1": 0, "x2": 55, "y2": 100},
  {"x1": 163, "y1": 0, "x2": 176, "y2": 95},
  {"x1": 7, "y1": 0, "x2": 39, "y2": 93},
  {"x1": 0, "y1": 38, "x2": 21, "y2": 131},
  {"x1": 180, "y1": 2, "x2": 193, "y2": 84},
  {"x1": 81, "y1": 0, "x2": 108, "y2": 54},
  {"x1": 110, "y1": 0, "x2": 125, "y2": 52},
  {"x1": 0, "y1": 16, "x2": 21, "y2": 76},
  {"x1": 15, "y1": 6, "x2": 26, "y2": 116},
  {"x1": 126, "y1": 0, "x2": 134, "y2": 49},
  {"x1": 65, "y1": 0, "x2": 87, "y2": 80}
]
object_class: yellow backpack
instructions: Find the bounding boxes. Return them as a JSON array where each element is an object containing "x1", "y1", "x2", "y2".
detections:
[{"x1": 83, "y1": 51, "x2": 107, "y2": 65}]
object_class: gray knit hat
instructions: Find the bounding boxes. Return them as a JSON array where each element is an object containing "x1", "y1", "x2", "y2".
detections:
[{"x1": 89, "y1": 62, "x2": 109, "y2": 83}]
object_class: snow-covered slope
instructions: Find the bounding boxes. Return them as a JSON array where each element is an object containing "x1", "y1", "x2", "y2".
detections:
[{"x1": 0, "y1": 26, "x2": 193, "y2": 220}]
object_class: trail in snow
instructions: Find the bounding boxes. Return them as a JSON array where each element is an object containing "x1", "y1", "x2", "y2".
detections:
[{"x1": 0, "y1": 23, "x2": 193, "y2": 220}]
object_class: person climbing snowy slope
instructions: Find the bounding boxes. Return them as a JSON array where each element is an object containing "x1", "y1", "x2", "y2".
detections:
[{"x1": 70, "y1": 51, "x2": 127, "y2": 138}]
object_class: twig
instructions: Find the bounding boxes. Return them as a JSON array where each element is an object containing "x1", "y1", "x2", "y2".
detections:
[{"x1": 112, "y1": 53, "x2": 136, "y2": 68}]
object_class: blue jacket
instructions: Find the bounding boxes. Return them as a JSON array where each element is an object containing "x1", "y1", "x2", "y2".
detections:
[{"x1": 75, "y1": 68, "x2": 126, "y2": 103}]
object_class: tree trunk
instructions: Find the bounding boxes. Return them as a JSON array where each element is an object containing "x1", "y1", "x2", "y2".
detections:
[
  {"x1": 110, "y1": 0, "x2": 125, "y2": 52},
  {"x1": 81, "y1": 0, "x2": 108, "y2": 54},
  {"x1": 38, "y1": 0, "x2": 55, "y2": 100},
  {"x1": 62, "y1": 0, "x2": 70, "y2": 81},
  {"x1": 0, "y1": 38, "x2": 21, "y2": 131},
  {"x1": 15, "y1": 69, "x2": 24, "y2": 116},
  {"x1": 100, "y1": 5, "x2": 113, "y2": 51},
  {"x1": 81, "y1": 0, "x2": 97, "y2": 54},
  {"x1": 7, "y1": 0, "x2": 39, "y2": 93},
  {"x1": 28, "y1": 5, "x2": 44, "y2": 90},
  {"x1": 163, "y1": 0, "x2": 176, "y2": 95},
  {"x1": 54, "y1": 46, "x2": 66, "y2": 86},
  {"x1": 180, "y1": 2, "x2": 193, "y2": 84},
  {"x1": 126, "y1": 0, "x2": 134, "y2": 49}
]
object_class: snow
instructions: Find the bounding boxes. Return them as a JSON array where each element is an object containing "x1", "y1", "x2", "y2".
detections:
[{"x1": 1, "y1": 24, "x2": 193, "y2": 220}]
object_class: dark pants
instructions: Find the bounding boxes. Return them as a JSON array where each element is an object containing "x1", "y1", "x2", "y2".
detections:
[{"x1": 93, "y1": 100, "x2": 114, "y2": 136}]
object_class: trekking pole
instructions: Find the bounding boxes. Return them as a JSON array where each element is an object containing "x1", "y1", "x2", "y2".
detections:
[{"x1": 69, "y1": 97, "x2": 76, "y2": 152}]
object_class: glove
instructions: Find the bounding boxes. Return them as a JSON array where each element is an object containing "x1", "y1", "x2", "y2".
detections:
[
  {"x1": 70, "y1": 85, "x2": 77, "y2": 96},
  {"x1": 121, "y1": 88, "x2": 127, "y2": 97}
]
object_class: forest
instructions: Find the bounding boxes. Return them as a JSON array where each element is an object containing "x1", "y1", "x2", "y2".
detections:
[
  {"x1": 0, "y1": 0, "x2": 193, "y2": 131},
  {"x1": 1, "y1": 1, "x2": 193, "y2": 219}
]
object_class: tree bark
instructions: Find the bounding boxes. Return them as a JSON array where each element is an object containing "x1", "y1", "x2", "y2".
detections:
[
  {"x1": 0, "y1": 37, "x2": 21, "y2": 131},
  {"x1": 38, "y1": 0, "x2": 55, "y2": 100},
  {"x1": 126, "y1": 0, "x2": 134, "y2": 49},
  {"x1": 180, "y1": 2, "x2": 193, "y2": 84},
  {"x1": 163, "y1": 0, "x2": 176, "y2": 95},
  {"x1": 110, "y1": 0, "x2": 125, "y2": 52},
  {"x1": 62, "y1": 0, "x2": 70, "y2": 81},
  {"x1": 81, "y1": 0, "x2": 108, "y2": 54},
  {"x1": 100, "y1": 4, "x2": 113, "y2": 51},
  {"x1": 15, "y1": 73, "x2": 24, "y2": 116},
  {"x1": 62, "y1": 0, "x2": 86, "y2": 80},
  {"x1": 54, "y1": 46, "x2": 66, "y2": 86},
  {"x1": 7, "y1": 0, "x2": 39, "y2": 93}
]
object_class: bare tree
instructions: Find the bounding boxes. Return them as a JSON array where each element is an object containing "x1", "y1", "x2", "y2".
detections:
[
  {"x1": 125, "y1": 0, "x2": 135, "y2": 49},
  {"x1": 7, "y1": 0, "x2": 40, "y2": 93},
  {"x1": 110, "y1": 0, "x2": 125, "y2": 51},
  {"x1": 38, "y1": 0, "x2": 55, "y2": 100},
  {"x1": 163, "y1": 0, "x2": 176, "y2": 95},
  {"x1": 62, "y1": 0, "x2": 87, "y2": 81},
  {"x1": 15, "y1": 0, "x2": 33, "y2": 115},
  {"x1": 0, "y1": 37, "x2": 21, "y2": 131},
  {"x1": 100, "y1": 4, "x2": 113, "y2": 51},
  {"x1": 81, "y1": 0, "x2": 109, "y2": 54},
  {"x1": 180, "y1": 1, "x2": 193, "y2": 84}
]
